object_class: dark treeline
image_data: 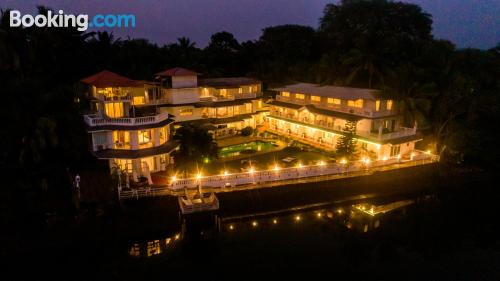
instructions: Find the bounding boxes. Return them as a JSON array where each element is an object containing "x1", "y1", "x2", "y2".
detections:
[{"x1": 0, "y1": 1, "x2": 499, "y2": 229}]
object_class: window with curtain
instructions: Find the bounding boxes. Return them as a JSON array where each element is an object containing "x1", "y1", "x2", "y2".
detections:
[{"x1": 104, "y1": 102, "x2": 124, "y2": 118}]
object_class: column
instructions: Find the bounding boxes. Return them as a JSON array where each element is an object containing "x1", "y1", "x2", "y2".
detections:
[
  {"x1": 130, "y1": 130, "x2": 139, "y2": 150},
  {"x1": 106, "y1": 131, "x2": 113, "y2": 149},
  {"x1": 153, "y1": 128, "x2": 160, "y2": 147}
]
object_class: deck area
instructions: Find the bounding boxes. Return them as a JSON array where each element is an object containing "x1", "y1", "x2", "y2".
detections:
[{"x1": 118, "y1": 151, "x2": 438, "y2": 200}]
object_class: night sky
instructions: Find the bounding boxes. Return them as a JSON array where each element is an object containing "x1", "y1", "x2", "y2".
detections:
[{"x1": 1, "y1": 0, "x2": 498, "y2": 49}]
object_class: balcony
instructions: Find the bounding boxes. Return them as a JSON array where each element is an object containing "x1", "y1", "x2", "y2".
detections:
[
  {"x1": 84, "y1": 111, "x2": 170, "y2": 127},
  {"x1": 269, "y1": 112, "x2": 416, "y2": 141},
  {"x1": 275, "y1": 95, "x2": 395, "y2": 118},
  {"x1": 95, "y1": 93, "x2": 132, "y2": 102},
  {"x1": 357, "y1": 127, "x2": 416, "y2": 141}
]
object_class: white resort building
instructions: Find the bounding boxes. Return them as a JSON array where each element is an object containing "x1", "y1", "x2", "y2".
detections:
[
  {"x1": 267, "y1": 83, "x2": 422, "y2": 160},
  {"x1": 79, "y1": 68, "x2": 267, "y2": 180},
  {"x1": 79, "y1": 68, "x2": 424, "y2": 187}
]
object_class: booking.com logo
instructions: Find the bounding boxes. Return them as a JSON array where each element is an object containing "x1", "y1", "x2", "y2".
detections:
[{"x1": 9, "y1": 10, "x2": 136, "y2": 31}]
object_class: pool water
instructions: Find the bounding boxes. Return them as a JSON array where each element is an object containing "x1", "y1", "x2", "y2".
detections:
[{"x1": 219, "y1": 140, "x2": 277, "y2": 158}]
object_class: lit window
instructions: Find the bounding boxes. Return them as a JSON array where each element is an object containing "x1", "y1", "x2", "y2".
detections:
[
  {"x1": 179, "y1": 108, "x2": 193, "y2": 116},
  {"x1": 348, "y1": 99, "x2": 363, "y2": 108},
  {"x1": 390, "y1": 145, "x2": 401, "y2": 156},
  {"x1": 248, "y1": 86, "x2": 252, "y2": 92},
  {"x1": 328, "y1": 98, "x2": 341, "y2": 105},
  {"x1": 202, "y1": 88, "x2": 209, "y2": 97},
  {"x1": 239, "y1": 87, "x2": 243, "y2": 94},
  {"x1": 282, "y1": 91, "x2": 290, "y2": 97},
  {"x1": 133, "y1": 96, "x2": 145, "y2": 105},
  {"x1": 113, "y1": 131, "x2": 130, "y2": 148},
  {"x1": 138, "y1": 130, "x2": 152, "y2": 144},
  {"x1": 387, "y1": 100, "x2": 393, "y2": 110},
  {"x1": 104, "y1": 102, "x2": 124, "y2": 118},
  {"x1": 311, "y1": 96, "x2": 321, "y2": 102},
  {"x1": 295, "y1": 93, "x2": 305, "y2": 100},
  {"x1": 220, "y1": 89, "x2": 227, "y2": 97},
  {"x1": 375, "y1": 100, "x2": 380, "y2": 111}
]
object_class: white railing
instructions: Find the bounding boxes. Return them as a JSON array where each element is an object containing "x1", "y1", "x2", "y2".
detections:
[
  {"x1": 84, "y1": 111, "x2": 170, "y2": 127},
  {"x1": 95, "y1": 93, "x2": 131, "y2": 102},
  {"x1": 167, "y1": 152, "x2": 437, "y2": 191},
  {"x1": 268, "y1": 112, "x2": 416, "y2": 142}
]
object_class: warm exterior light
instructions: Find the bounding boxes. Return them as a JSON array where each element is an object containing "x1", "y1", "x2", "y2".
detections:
[
  {"x1": 171, "y1": 175, "x2": 177, "y2": 182},
  {"x1": 249, "y1": 168, "x2": 255, "y2": 174},
  {"x1": 196, "y1": 173, "x2": 202, "y2": 179},
  {"x1": 337, "y1": 209, "x2": 343, "y2": 214},
  {"x1": 426, "y1": 150, "x2": 431, "y2": 155},
  {"x1": 175, "y1": 234, "x2": 180, "y2": 240},
  {"x1": 273, "y1": 164, "x2": 280, "y2": 171},
  {"x1": 273, "y1": 219, "x2": 278, "y2": 224},
  {"x1": 297, "y1": 163, "x2": 303, "y2": 168},
  {"x1": 319, "y1": 161, "x2": 325, "y2": 166},
  {"x1": 223, "y1": 171, "x2": 229, "y2": 176},
  {"x1": 365, "y1": 158, "x2": 370, "y2": 164},
  {"x1": 382, "y1": 156, "x2": 388, "y2": 161},
  {"x1": 229, "y1": 225, "x2": 234, "y2": 230},
  {"x1": 252, "y1": 221, "x2": 258, "y2": 227},
  {"x1": 397, "y1": 154, "x2": 401, "y2": 159},
  {"x1": 410, "y1": 152, "x2": 415, "y2": 159},
  {"x1": 340, "y1": 158, "x2": 347, "y2": 164},
  {"x1": 376, "y1": 144, "x2": 381, "y2": 150},
  {"x1": 317, "y1": 212, "x2": 322, "y2": 218},
  {"x1": 295, "y1": 215, "x2": 301, "y2": 221}
]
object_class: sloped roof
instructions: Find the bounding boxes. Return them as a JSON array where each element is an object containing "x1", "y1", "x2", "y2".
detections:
[
  {"x1": 199, "y1": 77, "x2": 260, "y2": 88},
  {"x1": 272, "y1": 83, "x2": 380, "y2": 100},
  {"x1": 80, "y1": 70, "x2": 142, "y2": 88},
  {"x1": 155, "y1": 67, "x2": 199, "y2": 77}
]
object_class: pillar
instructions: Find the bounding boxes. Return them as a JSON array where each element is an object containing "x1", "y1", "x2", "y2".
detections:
[
  {"x1": 130, "y1": 130, "x2": 139, "y2": 150},
  {"x1": 153, "y1": 128, "x2": 160, "y2": 146}
]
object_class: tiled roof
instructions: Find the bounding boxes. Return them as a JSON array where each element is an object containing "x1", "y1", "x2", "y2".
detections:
[
  {"x1": 155, "y1": 67, "x2": 199, "y2": 77},
  {"x1": 80, "y1": 70, "x2": 142, "y2": 88},
  {"x1": 272, "y1": 83, "x2": 380, "y2": 100}
]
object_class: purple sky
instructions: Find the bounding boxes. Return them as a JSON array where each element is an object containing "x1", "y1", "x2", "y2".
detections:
[{"x1": 1, "y1": 0, "x2": 499, "y2": 49}]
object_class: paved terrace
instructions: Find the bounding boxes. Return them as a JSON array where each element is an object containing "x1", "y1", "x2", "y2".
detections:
[{"x1": 118, "y1": 150, "x2": 438, "y2": 200}]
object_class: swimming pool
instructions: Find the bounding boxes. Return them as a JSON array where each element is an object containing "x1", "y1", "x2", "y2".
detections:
[{"x1": 219, "y1": 140, "x2": 277, "y2": 158}]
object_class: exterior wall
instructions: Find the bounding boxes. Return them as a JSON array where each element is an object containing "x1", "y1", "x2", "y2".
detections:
[
  {"x1": 110, "y1": 152, "x2": 172, "y2": 177},
  {"x1": 90, "y1": 124, "x2": 170, "y2": 152},
  {"x1": 163, "y1": 88, "x2": 200, "y2": 104},
  {"x1": 161, "y1": 105, "x2": 202, "y2": 122},
  {"x1": 201, "y1": 84, "x2": 261, "y2": 98},
  {"x1": 172, "y1": 75, "x2": 197, "y2": 88}
]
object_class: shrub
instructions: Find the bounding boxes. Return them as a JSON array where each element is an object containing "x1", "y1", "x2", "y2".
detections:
[{"x1": 240, "y1": 126, "x2": 254, "y2": 136}]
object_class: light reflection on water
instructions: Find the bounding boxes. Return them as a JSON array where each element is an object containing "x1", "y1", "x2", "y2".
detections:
[{"x1": 128, "y1": 195, "x2": 436, "y2": 258}]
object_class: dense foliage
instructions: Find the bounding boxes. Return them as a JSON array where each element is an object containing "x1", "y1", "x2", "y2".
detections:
[
  {"x1": 336, "y1": 120, "x2": 358, "y2": 158},
  {"x1": 0, "y1": 1, "x2": 499, "y2": 228}
]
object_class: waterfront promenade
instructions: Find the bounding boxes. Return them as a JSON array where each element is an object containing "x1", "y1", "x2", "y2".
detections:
[{"x1": 118, "y1": 150, "x2": 438, "y2": 200}]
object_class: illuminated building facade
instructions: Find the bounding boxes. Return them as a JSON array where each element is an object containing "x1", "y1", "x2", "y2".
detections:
[{"x1": 268, "y1": 83, "x2": 421, "y2": 160}]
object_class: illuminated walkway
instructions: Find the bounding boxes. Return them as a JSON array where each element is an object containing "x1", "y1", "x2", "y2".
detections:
[{"x1": 118, "y1": 151, "x2": 438, "y2": 200}]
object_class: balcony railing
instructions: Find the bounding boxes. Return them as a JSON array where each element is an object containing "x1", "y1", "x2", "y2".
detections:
[
  {"x1": 84, "y1": 111, "x2": 170, "y2": 127},
  {"x1": 95, "y1": 93, "x2": 132, "y2": 102},
  {"x1": 268, "y1": 112, "x2": 416, "y2": 141}
]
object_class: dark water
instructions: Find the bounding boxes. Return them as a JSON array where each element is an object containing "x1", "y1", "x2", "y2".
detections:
[{"x1": 125, "y1": 195, "x2": 435, "y2": 260}]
